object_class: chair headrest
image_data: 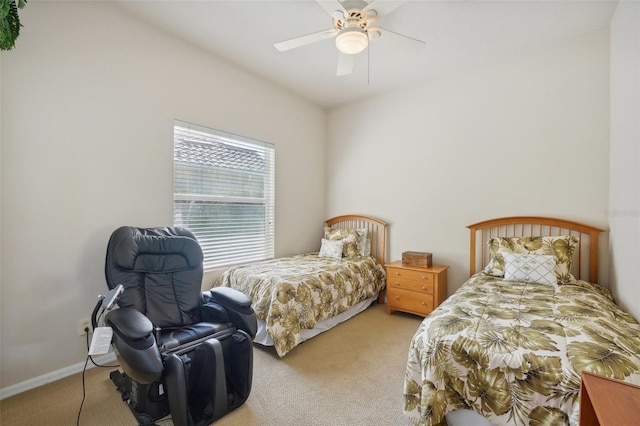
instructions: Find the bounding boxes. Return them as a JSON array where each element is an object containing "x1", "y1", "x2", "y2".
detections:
[{"x1": 110, "y1": 226, "x2": 203, "y2": 273}]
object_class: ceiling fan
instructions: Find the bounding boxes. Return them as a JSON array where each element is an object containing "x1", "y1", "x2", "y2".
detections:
[{"x1": 274, "y1": 0, "x2": 425, "y2": 77}]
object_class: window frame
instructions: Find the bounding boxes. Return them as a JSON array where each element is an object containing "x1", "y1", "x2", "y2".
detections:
[{"x1": 173, "y1": 120, "x2": 275, "y2": 270}]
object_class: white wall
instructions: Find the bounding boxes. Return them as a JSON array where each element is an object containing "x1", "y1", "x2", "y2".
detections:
[
  {"x1": 327, "y1": 28, "x2": 611, "y2": 293},
  {"x1": 0, "y1": 2, "x2": 325, "y2": 391},
  {"x1": 2, "y1": 1, "x2": 635, "y2": 398},
  {"x1": 609, "y1": 2, "x2": 640, "y2": 320}
]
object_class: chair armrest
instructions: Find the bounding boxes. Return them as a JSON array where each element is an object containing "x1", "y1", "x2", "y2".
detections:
[
  {"x1": 106, "y1": 307, "x2": 155, "y2": 344},
  {"x1": 105, "y1": 307, "x2": 163, "y2": 385},
  {"x1": 202, "y1": 287, "x2": 257, "y2": 339},
  {"x1": 204, "y1": 287, "x2": 252, "y2": 310},
  {"x1": 200, "y1": 302, "x2": 230, "y2": 324}
]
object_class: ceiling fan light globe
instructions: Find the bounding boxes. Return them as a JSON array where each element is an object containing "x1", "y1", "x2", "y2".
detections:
[{"x1": 335, "y1": 29, "x2": 368, "y2": 55}]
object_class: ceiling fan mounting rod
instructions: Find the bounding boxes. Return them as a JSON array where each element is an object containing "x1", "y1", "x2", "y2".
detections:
[
  {"x1": 334, "y1": 0, "x2": 377, "y2": 30},
  {"x1": 340, "y1": 0, "x2": 370, "y2": 14}
]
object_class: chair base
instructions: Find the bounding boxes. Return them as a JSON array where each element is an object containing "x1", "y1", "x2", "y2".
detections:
[
  {"x1": 109, "y1": 330, "x2": 253, "y2": 426},
  {"x1": 110, "y1": 370, "x2": 170, "y2": 426}
]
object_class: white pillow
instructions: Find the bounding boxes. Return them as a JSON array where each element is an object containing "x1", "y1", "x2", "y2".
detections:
[
  {"x1": 503, "y1": 253, "x2": 558, "y2": 286},
  {"x1": 319, "y1": 238, "x2": 344, "y2": 259}
]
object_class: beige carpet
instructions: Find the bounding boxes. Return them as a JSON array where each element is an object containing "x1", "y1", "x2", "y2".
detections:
[{"x1": 1, "y1": 303, "x2": 422, "y2": 425}]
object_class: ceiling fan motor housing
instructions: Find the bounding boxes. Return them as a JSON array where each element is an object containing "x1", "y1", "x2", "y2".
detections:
[{"x1": 334, "y1": 0, "x2": 378, "y2": 54}]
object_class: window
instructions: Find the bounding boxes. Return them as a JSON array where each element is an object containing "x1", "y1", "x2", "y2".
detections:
[{"x1": 173, "y1": 120, "x2": 275, "y2": 269}]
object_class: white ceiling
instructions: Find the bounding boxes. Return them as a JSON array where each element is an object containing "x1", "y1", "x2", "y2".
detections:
[{"x1": 112, "y1": 0, "x2": 617, "y2": 109}]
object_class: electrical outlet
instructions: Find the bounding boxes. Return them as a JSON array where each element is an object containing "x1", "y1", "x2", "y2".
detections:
[{"x1": 78, "y1": 318, "x2": 93, "y2": 336}]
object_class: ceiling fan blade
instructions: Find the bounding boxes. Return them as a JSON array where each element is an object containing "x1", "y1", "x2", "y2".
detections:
[
  {"x1": 315, "y1": 0, "x2": 347, "y2": 19},
  {"x1": 274, "y1": 29, "x2": 339, "y2": 52},
  {"x1": 363, "y1": 1, "x2": 407, "y2": 18},
  {"x1": 336, "y1": 52, "x2": 355, "y2": 76},
  {"x1": 374, "y1": 26, "x2": 426, "y2": 46}
]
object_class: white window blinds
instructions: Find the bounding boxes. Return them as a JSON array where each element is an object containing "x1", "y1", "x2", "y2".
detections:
[{"x1": 173, "y1": 120, "x2": 275, "y2": 269}]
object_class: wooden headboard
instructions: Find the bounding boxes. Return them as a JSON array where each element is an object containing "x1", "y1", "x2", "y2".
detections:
[
  {"x1": 326, "y1": 214, "x2": 387, "y2": 266},
  {"x1": 467, "y1": 216, "x2": 605, "y2": 284}
]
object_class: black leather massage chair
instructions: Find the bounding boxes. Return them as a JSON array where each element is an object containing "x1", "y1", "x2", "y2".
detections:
[{"x1": 102, "y1": 226, "x2": 257, "y2": 426}]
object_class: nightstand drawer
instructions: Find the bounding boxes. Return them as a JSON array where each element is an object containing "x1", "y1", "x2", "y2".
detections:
[
  {"x1": 388, "y1": 288, "x2": 434, "y2": 315},
  {"x1": 386, "y1": 267, "x2": 434, "y2": 285},
  {"x1": 385, "y1": 261, "x2": 448, "y2": 318},
  {"x1": 387, "y1": 277, "x2": 434, "y2": 294}
]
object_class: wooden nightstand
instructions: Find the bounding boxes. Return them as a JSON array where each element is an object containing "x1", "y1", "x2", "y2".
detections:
[
  {"x1": 385, "y1": 261, "x2": 448, "y2": 317},
  {"x1": 579, "y1": 372, "x2": 640, "y2": 425}
]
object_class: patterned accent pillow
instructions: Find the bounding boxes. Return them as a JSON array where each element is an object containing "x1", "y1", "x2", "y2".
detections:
[
  {"x1": 324, "y1": 227, "x2": 360, "y2": 258},
  {"x1": 356, "y1": 228, "x2": 371, "y2": 257},
  {"x1": 503, "y1": 253, "x2": 558, "y2": 286},
  {"x1": 318, "y1": 238, "x2": 343, "y2": 259},
  {"x1": 484, "y1": 236, "x2": 578, "y2": 284}
]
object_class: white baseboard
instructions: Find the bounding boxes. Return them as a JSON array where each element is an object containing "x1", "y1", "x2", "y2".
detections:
[{"x1": 0, "y1": 352, "x2": 118, "y2": 400}]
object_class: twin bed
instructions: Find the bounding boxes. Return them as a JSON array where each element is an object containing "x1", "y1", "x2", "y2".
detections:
[
  {"x1": 403, "y1": 216, "x2": 640, "y2": 425},
  {"x1": 214, "y1": 214, "x2": 387, "y2": 357},
  {"x1": 212, "y1": 214, "x2": 640, "y2": 425}
]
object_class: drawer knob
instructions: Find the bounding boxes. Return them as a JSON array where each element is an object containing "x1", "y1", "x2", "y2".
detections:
[
  {"x1": 394, "y1": 282, "x2": 400, "y2": 286},
  {"x1": 394, "y1": 296, "x2": 400, "y2": 300},
  {"x1": 421, "y1": 286, "x2": 426, "y2": 290},
  {"x1": 395, "y1": 272, "x2": 400, "y2": 276},
  {"x1": 421, "y1": 301, "x2": 426, "y2": 305},
  {"x1": 421, "y1": 276, "x2": 427, "y2": 280}
]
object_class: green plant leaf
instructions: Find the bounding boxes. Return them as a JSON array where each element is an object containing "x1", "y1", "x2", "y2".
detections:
[{"x1": 1, "y1": 0, "x2": 26, "y2": 51}]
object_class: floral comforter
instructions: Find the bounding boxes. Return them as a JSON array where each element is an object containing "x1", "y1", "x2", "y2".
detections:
[
  {"x1": 404, "y1": 274, "x2": 640, "y2": 426},
  {"x1": 215, "y1": 253, "x2": 386, "y2": 357}
]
